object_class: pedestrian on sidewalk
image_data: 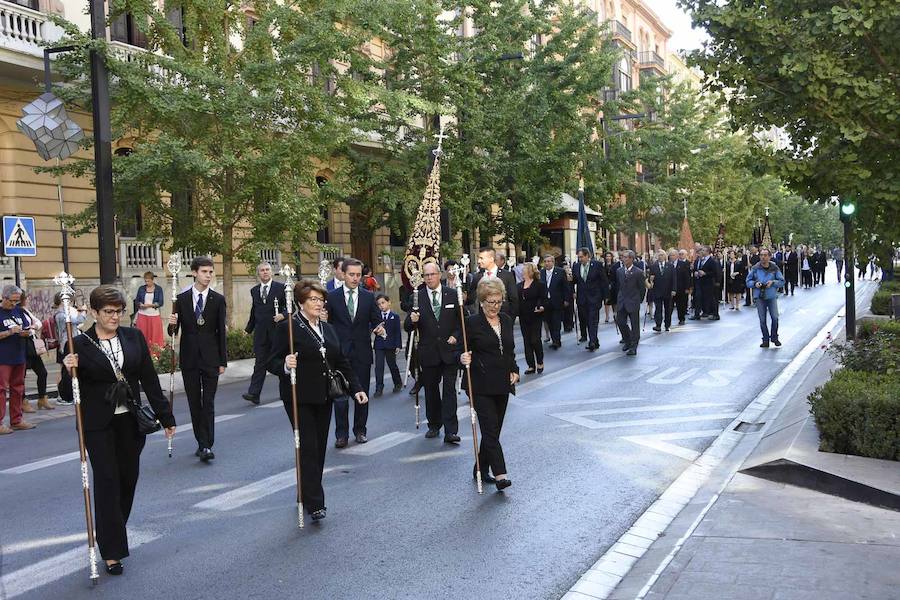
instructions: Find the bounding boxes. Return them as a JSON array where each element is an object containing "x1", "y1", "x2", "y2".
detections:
[
  {"x1": 132, "y1": 271, "x2": 165, "y2": 357},
  {"x1": 746, "y1": 248, "x2": 785, "y2": 348},
  {"x1": 373, "y1": 293, "x2": 403, "y2": 398},
  {"x1": 0, "y1": 285, "x2": 36, "y2": 433},
  {"x1": 242, "y1": 261, "x2": 286, "y2": 406},
  {"x1": 20, "y1": 291, "x2": 53, "y2": 411},
  {"x1": 54, "y1": 291, "x2": 87, "y2": 406}
]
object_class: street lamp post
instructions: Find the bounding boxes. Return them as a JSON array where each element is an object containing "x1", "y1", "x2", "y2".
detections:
[{"x1": 836, "y1": 196, "x2": 857, "y2": 340}]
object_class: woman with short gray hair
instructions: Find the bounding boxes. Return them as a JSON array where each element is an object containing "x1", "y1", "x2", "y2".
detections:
[{"x1": 0, "y1": 285, "x2": 36, "y2": 433}]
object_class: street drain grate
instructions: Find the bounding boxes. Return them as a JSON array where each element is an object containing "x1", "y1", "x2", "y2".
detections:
[{"x1": 734, "y1": 421, "x2": 765, "y2": 433}]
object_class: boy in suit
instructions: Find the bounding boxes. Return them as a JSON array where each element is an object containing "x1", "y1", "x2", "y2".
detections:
[
  {"x1": 168, "y1": 256, "x2": 227, "y2": 462},
  {"x1": 373, "y1": 294, "x2": 402, "y2": 397}
]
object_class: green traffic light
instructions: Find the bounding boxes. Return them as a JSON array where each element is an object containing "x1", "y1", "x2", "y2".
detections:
[{"x1": 841, "y1": 202, "x2": 856, "y2": 216}]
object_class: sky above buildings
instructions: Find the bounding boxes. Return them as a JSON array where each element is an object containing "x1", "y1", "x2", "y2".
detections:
[{"x1": 652, "y1": 0, "x2": 710, "y2": 53}]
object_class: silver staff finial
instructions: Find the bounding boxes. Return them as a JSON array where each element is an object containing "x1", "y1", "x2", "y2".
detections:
[
  {"x1": 167, "y1": 252, "x2": 182, "y2": 276},
  {"x1": 317, "y1": 259, "x2": 332, "y2": 287}
]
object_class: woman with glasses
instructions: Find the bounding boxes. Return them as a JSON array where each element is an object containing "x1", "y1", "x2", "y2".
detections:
[
  {"x1": 460, "y1": 278, "x2": 520, "y2": 491},
  {"x1": 60, "y1": 286, "x2": 176, "y2": 576},
  {"x1": 268, "y1": 279, "x2": 365, "y2": 521}
]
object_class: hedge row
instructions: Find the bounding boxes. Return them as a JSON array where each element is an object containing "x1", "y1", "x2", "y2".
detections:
[{"x1": 151, "y1": 330, "x2": 256, "y2": 374}]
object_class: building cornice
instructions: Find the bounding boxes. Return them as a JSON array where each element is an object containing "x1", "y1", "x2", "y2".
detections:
[{"x1": 623, "y1": 0, "x2": 673, "y2": 39}]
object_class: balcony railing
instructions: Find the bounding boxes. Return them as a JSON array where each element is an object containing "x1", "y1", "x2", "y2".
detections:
[
  {"x1": 608, "y1": 20, "x2": 632, "y2": 44},
  {"x1": 638, "y1": 51, "x2": 666, "y2": 72},
  {"x1": 120, "y1": 239, "x2": 161, "y2": 273},
  {"x1": 601, "y1": 88, "x2": 619, "y2": 103},
  {"x1": 0, "y1": 0, "x2": 62, "y2": 60},
  {"x1": 109, "y1": 40, "x2": 172, "y2": 80},
  {"x1": 260, "y1": 248, "x2": 281, "y2": 269}
]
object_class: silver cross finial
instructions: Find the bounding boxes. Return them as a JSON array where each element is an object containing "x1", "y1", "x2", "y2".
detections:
[
  {"x1": 280, "y1": 264, "x2": 296, "y2": 280},
  {"x1": 167, "y1": 252, "x2": 182, "y2": 276},
  {"x1": 433, "y1": 123, "x2": 448, "y2": 157}
]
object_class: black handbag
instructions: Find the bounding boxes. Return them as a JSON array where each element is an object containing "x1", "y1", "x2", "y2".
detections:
[
  {"x1": 296, "y1": 315, "x2": 352, "y2": 400},
  {"x1": 84, "y1": 334, "x2": 162, "y2": 435}
]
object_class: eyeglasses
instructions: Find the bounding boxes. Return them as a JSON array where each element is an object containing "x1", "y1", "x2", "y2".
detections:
[
  {"x1": 100, "y1": 308, "x2": 125, "y2": 316},
  {"x1": 306, "y1": 297, "x2": 326, "y2": 304},
  {"x1": 482, "y1": 300, "x2": 503, "y2": 306}
]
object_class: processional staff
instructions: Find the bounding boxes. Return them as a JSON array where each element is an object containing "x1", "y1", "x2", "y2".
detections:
[
  {"x1": 452, "y1": 255, "x2": 484, "y2": 494},
  {"x1": 405, "y1": 264, "x2": 423, "y2": 428},
  {"x1": 53, "y1": 271, "x2": 99, "y2": 583},
  {"x1": 281, "y1": 264, "x2": 304, "y2": 528},
  {"x1": 166, "y1": 252, "x2": 181, "y2": 458}
]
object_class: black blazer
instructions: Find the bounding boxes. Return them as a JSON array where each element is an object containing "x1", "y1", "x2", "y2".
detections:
[
  {"x1": 675, "y1": 259, "x2": 692, "y2": 293},
  {"x1": 267, "y1": 314, "x2": 361, "y2": 405},
  {"x1": 403, "y1": 285, "x2": 462, "y2": 367},
  {"x1": 467, "y1": 270, "x2": 520, "y2": 318},
  {"x1": 326, "y1": 286, "x2": 381, "y2": 366},
  {"x1": 60, "y1": 326, "x2": 175, "y2": 432},
  {"x1": 572, "y1": 260, "x2": 609, "y2": 306},
  {"x1": 244, "y1": 280, "x2": 287, "y2": 345},
  {"x1": 540, "y1": 266, "x2": 572, "y2": 309},
  {"x1": 463, "y1": 312, "x2": 519, "y2": 396},
  {"x1": 517, "y1": 279, "x2": 546, "y2": 324},
  {"x1": 169, "y1": 288, "x2": 228, "y2": 370},
  {"x1": 616, "y1": 266, "x2": 646, "y2": 312},
  {"x1": 648, "y1": 262, "x2": 676, "y2": 300}
]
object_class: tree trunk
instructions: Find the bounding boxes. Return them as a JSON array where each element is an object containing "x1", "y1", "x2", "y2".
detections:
[{"x1": 221, "y1": 221, "x2": 234, "y2": 330}]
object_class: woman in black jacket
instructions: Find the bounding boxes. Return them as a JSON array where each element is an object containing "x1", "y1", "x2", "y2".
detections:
[
  {"x1": 268, "y1": 279, "x2": 365, "y2": 521},
  {"x1": 61, "y1": 285, "x2": 176, "y2": 576},
  {"x1": 517, "y1": 262, "x2": 546, "y2": 374},
  {"x1": 461, "y1": 278, "x2": 520, "y2": 491}
]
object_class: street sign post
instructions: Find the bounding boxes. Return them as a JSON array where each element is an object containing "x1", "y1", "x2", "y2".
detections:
[{"x1": 3, "y1": 215, "x2": 38, "y2": 287}]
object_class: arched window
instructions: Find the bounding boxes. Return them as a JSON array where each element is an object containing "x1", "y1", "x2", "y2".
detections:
[{"x1": 617, "y1": 57, "x2": 631, "y2": 92}]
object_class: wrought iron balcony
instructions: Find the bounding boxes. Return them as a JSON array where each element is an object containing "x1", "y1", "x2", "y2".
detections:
[
  {"x1": 608, "y1": 20, "x2": 632, "y2": 45},
  {"x1": 638, "y1": 51, "x2": 666, "y2": 74}
]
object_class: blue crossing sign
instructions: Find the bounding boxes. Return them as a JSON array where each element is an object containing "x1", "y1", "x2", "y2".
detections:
[{"x1": 3, "y1": 215, "x2": 37, "y2": 257}]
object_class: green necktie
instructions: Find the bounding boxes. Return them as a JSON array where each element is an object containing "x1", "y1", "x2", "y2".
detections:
[
  {"x1": 347, "y1": 289, "x2": 356, "y2": 319},
  {"x1": 432, "y1": 290, "x2": 441, "y2": 319},
  {"x1": 581, "y1": 263, "x2": 588, "y2": 280}
]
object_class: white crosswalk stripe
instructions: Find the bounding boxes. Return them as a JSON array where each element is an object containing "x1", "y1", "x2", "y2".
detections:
[
  {"x1": 549, "y1": 402, "x2": 734, "y2": 429},
  {"x1": 620, "y1": 429, "x2": 722, "y2": 461},
  {"x1": 342, "y1": 431, "x2": 417, "y2": 456},
  {"x1": 194, "y1": 465, "x2": 350, "y2": 511}
]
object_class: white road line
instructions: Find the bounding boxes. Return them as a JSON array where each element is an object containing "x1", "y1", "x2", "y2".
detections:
[
  {"x1": 620, "y1": 430, "x2": 721, "y2": 462},
  {"x1": 0, "y1": 530, "x2": 161, "y2": 599},
  {"x1": 150, "y1": 413, "x2": 243, "y2": 437},
  {"x1": 1, "y1": 532, "x2": 89, "y2": 555},
  {"x1": 527, "y1": 396, "x2": 644, "y2": 408},
  {"x1": 342, "y1": 431, "x2": 417, "y2": 456},
  {"x1": 518, "y1": 351, "x2": 622, "y2": 396},
  {"x1": 551, "y1": 412, "x2": 740, "y2": 430},
  {"x1": 1, "y1": 451, "x2": 80, "y2": 475},
  {"x1": 194, "y1": 465, "x2": 350, "y2": 511}
]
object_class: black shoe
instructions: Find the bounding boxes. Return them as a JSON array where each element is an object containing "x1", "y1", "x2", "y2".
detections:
[
  {"x1": 678, "y1": 320, "x2": 685, "y2": 325},
  {"x1": 195, "y1": 447, "x2": 203, "y2": 457},
  {"x1": 495, "y1": 478, "x2": 512, "y2": 491},
  {"x1": 200, "y1": 448, "x2": 215, "y2": 461},
  {"x1": 393, "y1": 384, "x2": 403, "y2": 393},
  {"x1": 772, "y1": 339, "x2": 782, "y2": 347},
  {"x1": 709, "y1": 315, "x2": 720, "y2": 320},
  {"x1": 760, "y1": 341, "x2": 770, "y2": 348},
  {"x1": 473, "y1": 464, "x2": 496, "y2": 484},
  {"x1": 653, "y1": 326, "x2": 661, "y2": 332},
  {"x1": 355, "y1": 434, "x2": 368, "y2": 444},
  {"x1": 242, "y1": 393, "x2": 260, "y2": 405},
  {"x1": 373, "y1": 389, "x2": 383, "y2": 398},
  {"x1": 550, "y1": 343, "x2": 561, "y2": 350},
  {"x1": 444, "y1": 434, "x2": 461, "y2": 444},
  {"x1": 105, "y1": 562, "x2": 124, "y2": 576},
  {"x1": 408, "y1": 385, "x2": 421, "y2": 396},
  {"x1": 536, "y1": 365, "x2": 544, "y2": 374},
  {"x1": 688, "y1": 316, "x2": 700, "y2": 321},
  {"x1": 665, "y1": 327, "x2": 670, "y2": 331},
  {"x1": 310, "y1": 508, "x2": 326, "y2": 521},
  {"x1": 578, "y1": 337, "x2": 587, "y2": 343},
  {"x1": 618, "y1": 338, "x2": 626, "y2": 344},
  {"x1": 626, "y1": 348, "x2": 637, "y2": 356},
  {"x1": 335, "y1": 438, "x2": 348, "y2": 449},
  {"x1": 524, "y1": 368, "x2": 536, "y2": 374},
  {"x1": 425, "y1": 428, "x2": 440, "y2": 439},
  {"x1": 622, "y1": 345, "x2": 631, "y2": 352}
]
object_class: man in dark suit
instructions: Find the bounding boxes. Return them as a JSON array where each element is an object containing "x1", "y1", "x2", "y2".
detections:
[
  {"x1": 404, "y1": 262, "x2": 462, "y2": 442},
  {"x1": 675, "y1": 249, "x2": 692, "y2": 325},
  {"x1": 326, "y1": 257, "x2": 385, "y2": 447},
  {"x1": 168, "y1": 256, "x2": 227, "y2": 462},
  {"x1": 690, "y1": 246, "x2": 719, "y2": 320},
  {"x1": 326, "y1": 257, "x2": 345, "y2": 292},
  {"x1": 540, "y1": 254, "x2": 571, "y2": 349},
  {"x1": 812, "y1": 247, "x2": 826, "y2": 285},
  {"x1": 467, "y1": 248, "x2": 519, "y2": 318},
  {"x1": 782, "y1": 244, "x2": 799, "y2": 295},
  {"x1": 616, "y1": 250, "x2": 645, "y2": 356},
  {"x1": 242, "y1": 262, "x2": 286, "y2": 405},
  {"x1": 562, "y1": 258, "x2": 576, "y2": 333},
  {"x1": 649, "y1": 249, "x2": 676, "y2": 332},
  {"x1": 572, "y1": 247, "x2": 608, "y2": 351}
]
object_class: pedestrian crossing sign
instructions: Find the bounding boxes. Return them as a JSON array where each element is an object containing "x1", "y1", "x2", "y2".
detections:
[{"x1": 3, "y1": 215, "x2": 37, "y2": 257}]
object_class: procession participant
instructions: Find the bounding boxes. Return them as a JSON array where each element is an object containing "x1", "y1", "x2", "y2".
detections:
[
  {"x1": 674, "y1": 249, "x2": 692, "y2": 325},
  {"x1": 746, "y1": 248, "x2": 785, "y2": 348},
  {"x1": 168, "y1": 256, "x2": 227, "y2": 462},
  {"x1": 782, "y1": 244, "x2": 799, "y2": 295},
  {"x1": 54, "y1": 291, "x2": 87, "y2": 406},
  {"x1": 811, "y1": 247, "x2": 825, "y2": 286},
  {"x1": 242, "y1": 262, "x2": 287, "y2": 405},
  {"x1": 562, "y1": 257, "x2": 576, "y2": 333},
  {"x1": 706, "y1": 248, "x2": 723, "y2": 320},
  {"x1": 326, "y1": 258, "x2": 385, "y2": 447},
  {"x1": 270, "y1": 279, "x2": 365, "y2": 521},
  {"x1": 467, "y1": 248, "x2": 519, "y2": 318},
  {"x1": 61, "y1": 285, "x2": 176, "y2": 573},
  {"x1": 832, "y1": 246, "x2": 844, "y2": 282},
  {"x1": 572, "y1": 247, "x2": 608, "y2": 351},
  {"x1": 800, "y1": 246, "x2": 813, "y2": 289},
  {"x1": 725, "y1": 250, "x2": 746, "y2": 311},
  {"x1": 648, "y1": 250, "x2": 675, "y2": 332},
  {"x1": 373, "y1": 294, "x2": 403, "y2": 397},
  {"x1": 0, "y1": 286, "x2": 36, "y2": 433},
  {"x1": 517, "y1": 262, "x2": 545, "y2": 374},
  {"x1": 603, "y1": 251, "x2": 619, "y2": 323},
  {"x1": 404, "y1": 262, "x2": 461, "y2": 442},
  {"x1": 326, "y1": 257, "x2": 345, "y2": 292},
  {"x1": 460, "y1": 278, "x2": 519, "y2": 491},
  {"x1": 690, "y1": 246, "x2": 715, "y2": 320},
  {"x1": 615, "y1": 251, "x2": 645, "y2": 356},
  {"x1": 495, "y1": 251, "x2": 509, "y2": 272},
  {"x1": 132, "y1": 272, "x2": 165, "y2": 357},
  {"x1": 540, "y1": 255, "x2": 569, "y2": 349}
]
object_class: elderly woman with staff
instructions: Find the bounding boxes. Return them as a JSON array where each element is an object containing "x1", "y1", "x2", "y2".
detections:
[{"x1": 460, "y1": 278, "x2": 520, "y2": 492}]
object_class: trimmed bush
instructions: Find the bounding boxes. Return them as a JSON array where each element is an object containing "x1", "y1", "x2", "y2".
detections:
[
  {"x1": 828, "y1": 330, "x2": 899, "y2": 374},
  {"x1": 808, "y1": 369, "x2": 899, "y2": 461},
  {"x1": 879, "y1": 279, "x2": 900, "y2": 293},
  {"x1": 227, "y1": 329, "x2": 255, "y2": 360},
  {"x1": 870, "y1": 290, "x2": 893, "y2": 315},
  {"x1": 152, "y1": 343, "x2": 176, "y2": 375},
  {"x1": 857, "y1": 319, "x2": 900, "y2": 339}
]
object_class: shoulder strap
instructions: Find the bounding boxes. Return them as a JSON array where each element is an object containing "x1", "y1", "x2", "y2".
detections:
[{"x1": 80, "y1": 332, "x2": 127, "y2": 382}]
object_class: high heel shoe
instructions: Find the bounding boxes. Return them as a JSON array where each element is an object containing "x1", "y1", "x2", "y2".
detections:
[
  {"x1": 536, "y1": 365, "x2": 544, "y2": 374},
  {"x1": 105, "y1": 562, "x2": 124, "y2": 575},
  {"x1": 495, "y1": 478, "x2": 512, "y2": 491}
]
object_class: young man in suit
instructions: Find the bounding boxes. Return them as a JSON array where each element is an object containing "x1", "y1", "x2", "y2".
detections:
[
  {"x1": 466, "y1": 248, "x2": 519, "y2": 319},
  {"x1": 782, "y1": 244, "x2": 800, "y2": 296},
  {"x1": 540, "y1": 254, "x2": 571, "y2": 349},
  {"x1": 326, "y1": 257, "x2": 345, "y2": 292},
  {"x1": 404, "y1": 262, "x2": 462, "y2": 442},
  {"x1": 616, "y1": 250, "x2": 646, "y2": 356},
  {"x1": 168, "y1": 256, "x2": 227, "y2": 462},
  {"x1": 373, "y1": 294, "x2": 403, "y2": 397},
  {"x1": 242, "y1": 262, "x2": 286, "y2": 405},
  {"x1": 649, "y1": 249, "x2": 676, "y2": 332},
  {"x1": 572, "y1": 247, "x2": 609, "y2": 351},
  {"x1": 675, "y1": 249, "x2": 692, "y2": 325},
  {"x1": 326, "y1": 258, "x2": 385, "y2": 447}
]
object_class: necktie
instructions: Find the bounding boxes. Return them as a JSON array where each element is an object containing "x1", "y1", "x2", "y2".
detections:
[
  {"x1": 261, "y1": 284, "x2": 268, "y2": 303},
  {"x1": 432, "y1": 290, "x2": 441, "y2": 319},
  {"x1": 382, "y1": 312, "x2": 388, "y2": 321},
  {"x1": 581, "y1": 263, "x2": 588, "y2": 280},
  {"x1": 347, "y1": 289, "x2": 356, "y2": 319},
  {"x1": 195, "y1": 293, "x2": 203, "y2": 321}
]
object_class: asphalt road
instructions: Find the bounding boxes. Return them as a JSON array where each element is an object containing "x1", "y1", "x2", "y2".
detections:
[{"x1": 0, "y1": 269, "x2": 872, "y2": 600}]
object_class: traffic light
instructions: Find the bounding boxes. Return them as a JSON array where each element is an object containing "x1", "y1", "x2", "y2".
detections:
[{"x1": 839, "y1": 198, "x2": 857, "y2": 223}]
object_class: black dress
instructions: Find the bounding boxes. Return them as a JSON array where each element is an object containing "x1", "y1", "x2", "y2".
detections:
[{"x1": 726, "y1": 260, "x2": 746, "y2": 295}]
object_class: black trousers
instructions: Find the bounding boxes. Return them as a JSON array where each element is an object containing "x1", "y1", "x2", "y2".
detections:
[
  {"x1": 802, "y1": 270, "x2": 813, "y2": 287},
  {"x1": 246, "y1": 333, "x2": 274, "y2": 397},
  {"x1": 25, "y1": 350, "x2": 47, "y2": 397},
  {"x1": 520, "y1": 318, "x2": 544, "y2": 369},
  {"x1": 421, "y1": 362, "x2": 459, "y2": 434},
  {"x1": 577, "y1": 301, "x2": 601, "y2": 346},
  {"x1": 654, "y1": 296, "x2": 673, "y2": 329},
  {"x1": 616, "y1": 305, "x2": 641, "y2": 349},
  {"x1": 475, "y1": 393, "x2": 508, "y2": 476},
  {"x1": 544, "y1": 306, "x2": 562, "y2": 345},
  {"x1": 692, "y1": 285, "x2": 704, "y2": 317},
  {"x1": 785, "y1": 275, "x2": 797, "y2": 295},
  {"x1": 675, "y1": 291, "x2": 688, "y2": 322},
  {"x1": 84, "y1": 413, "x2": 145, "y2": 561},
  {"x1": 182, "y1": 367, "x2": 219, "y2": 449},
  {"x1": 835, "y1": 260, "x2": 844, "y2": 281},
  {"x1": 281, "y1": 399, "x2": 332, "y2": 513},
  {"x1": 374, "y1": 348, "x2": 401, "y2": 391},
  {"x1": 334, "y1": 359, "x2": 370, "y2": 439},
  {"x1": 563, "y1": 303, "x2": 574, "y2": 331}
]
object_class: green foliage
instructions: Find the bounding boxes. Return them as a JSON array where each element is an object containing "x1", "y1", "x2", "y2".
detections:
[
  {"x1": 870, "y1": 290, "x2": 893, "y2": 316},
  {"x1": 808, "y1": 370, "x2": 899, "y2": 461},
  {"x1": 151, "y1": 343, "x2": 175, "y2": 375},
  {"x1": 828, "y1": 329, "x2": 899, "y2": 374},
  {"x1": 226, "y1": 329, "x2": 255, "y2": 360},
  {"x1": 857, "y1": 318, "x2": 900, "y2": 340}
]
